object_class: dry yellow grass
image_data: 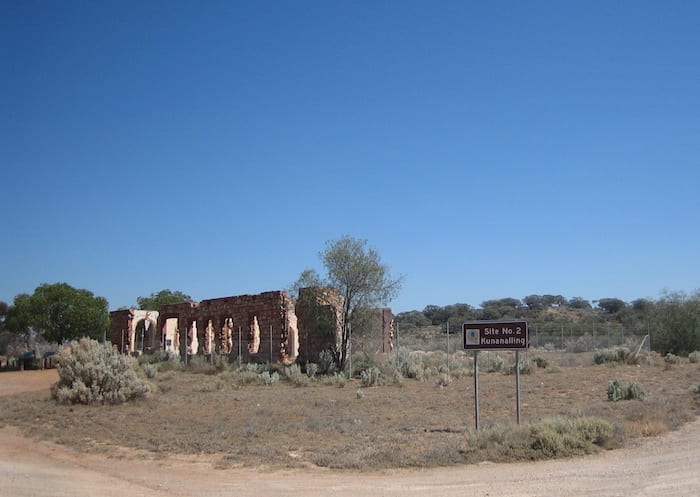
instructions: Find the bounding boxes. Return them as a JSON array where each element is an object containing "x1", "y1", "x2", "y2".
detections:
[{"x1": 0, "y1": 351, "x2": 698, "y2": 469}]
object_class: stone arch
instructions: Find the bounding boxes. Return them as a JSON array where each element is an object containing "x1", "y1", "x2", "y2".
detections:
[{"x1": 134, "y1": 317, "x2": 157, "y2": 353}]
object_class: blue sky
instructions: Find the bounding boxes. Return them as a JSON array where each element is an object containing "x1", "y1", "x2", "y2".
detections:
[{"x1": 2, "y1": 0, "x2": 698, "y2": 313}]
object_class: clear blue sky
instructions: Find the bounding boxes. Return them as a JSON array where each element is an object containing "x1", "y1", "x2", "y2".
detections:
[{"x1": 2, "y1": 0, "x2": 698, "y2": 313}]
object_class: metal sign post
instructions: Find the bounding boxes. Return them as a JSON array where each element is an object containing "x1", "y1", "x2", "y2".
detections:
[
  {"x1": 515, "y1": 350, "x2": 521, "y2": 424},
  {"x1": 473, "y1": 350, "x2": 480, "y2": 430},
  {"x1": 463, "y1": 320, "x2": 529, "y2": 429}
]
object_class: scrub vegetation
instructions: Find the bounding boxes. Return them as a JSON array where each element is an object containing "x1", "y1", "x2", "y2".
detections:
[{"x1": 1, "y1": 348, "x2": 698, "y2": 470}]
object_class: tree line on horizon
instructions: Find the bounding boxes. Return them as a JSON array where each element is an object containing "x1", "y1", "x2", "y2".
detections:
[
  {"x1": 396, "y1": 291, "x2": 700, "y2": 356},
  {"x1": 2, "y1": 229, "x2": 698, "y2": 362}
]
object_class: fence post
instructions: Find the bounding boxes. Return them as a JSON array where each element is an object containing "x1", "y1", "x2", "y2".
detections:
[{"x1": 446, "y1": 321, "x2": 450, "y2": 377}]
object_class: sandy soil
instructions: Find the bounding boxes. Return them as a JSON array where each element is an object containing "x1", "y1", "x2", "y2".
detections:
[{"x1": 1, "y1": 370, "x2": 698, "y2": 497}]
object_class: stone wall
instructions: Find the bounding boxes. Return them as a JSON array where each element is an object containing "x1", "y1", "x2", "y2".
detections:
[
  {"x1": 108, "y1": 309, "x2": 159, "y2": 355},
  {"x1": 109, "y1": 287, "x2": 390, "y2": 367},
  {"x1": 295, "y1": 287, "x2": 343, "y2": 365},
  {"x1": 154, "y1": 291, "x2": 299, "y2": 365},
  {"x1": 379, "y1": 307, "x2": 395, "y2": 353}
]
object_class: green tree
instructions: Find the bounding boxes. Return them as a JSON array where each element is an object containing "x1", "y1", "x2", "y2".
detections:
[
  {"x1": 653, "y1": 291, "x2": 700, "y2": 355},
  {"x1": 568, "y1": 297, "x2": 592, "y2": 310},
  {"x1": 136, "y1": 289, "x2": 192, "y2": 310},
  {"x1": 288, "y1": 268, "x2": 323, "y2": 299},
  {"x1": 480, "y1": 298, "x2": 522, "y2": 319},
  {"x1": 320, "y1": 235, "x2": 402, "y2": 371},
  {"x1": 597, "y1": 298, "x2": 627, "y2": 314},
  {"x1": 395, "y1": 310, "x2": 431, "y2": 330},
  {"x1": 0, "y1": 301, "x2": 8, "y2": 328},
  {"x1": 523, "y1": 295, "x2": 544, "y2": 310},
  {"x1": 0, "y1": 301, "x2": 10, "y2": 354},
  {"x1": 7, "y1": 283, "x2": 109, "y2": 343}
]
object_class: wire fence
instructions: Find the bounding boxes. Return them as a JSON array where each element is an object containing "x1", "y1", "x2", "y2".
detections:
[{"x1": 391, "y1": 321, "x2": 653, "y2": 355}]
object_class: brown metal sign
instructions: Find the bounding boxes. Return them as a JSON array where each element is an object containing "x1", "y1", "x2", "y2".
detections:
[{"x1": 463, "y1": 320, "x2": 528, "y2": 350}]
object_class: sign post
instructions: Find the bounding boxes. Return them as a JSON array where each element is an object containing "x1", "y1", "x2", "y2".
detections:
[{"x1": 463, "y1": 320, "x2": 528, "y2": 429}]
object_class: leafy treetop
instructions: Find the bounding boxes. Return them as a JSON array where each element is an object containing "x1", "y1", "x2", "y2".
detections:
[
  {"x1": 6, "y1": 283, "x2": 109, "y2": 343},
  {"x1": 136, "y1": 289, "x2": 192, "y2": 310}
]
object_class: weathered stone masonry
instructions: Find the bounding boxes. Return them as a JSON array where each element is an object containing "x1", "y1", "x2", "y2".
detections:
[
  {"x1": 110, "y1": 291, "x2": 301, "y2": 364},
  {"x1": 109, "y1": 288, "x2": 394, "y2": 365}
]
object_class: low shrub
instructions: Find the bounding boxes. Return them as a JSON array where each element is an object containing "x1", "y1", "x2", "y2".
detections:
[
  {"x1": 688, "y1": 351, "x2": 700, "y2": 363},
  {"x1": 529, "y1": 417, "x2": 614, "y2": 458},
  {"x1": 258, "y1": 371, "x2": 280, "y2": 385},
  {"x1": 51, "y1": 338, "x2": 151, "y2": 405},
  {"x1": 284, "y1": 364, "x2": 310, "y2": 386},
  {"x1": 143, "y1": 363, "x2": 158, "y2": 379},
  {"x1": 317, "y1": 350, "x2": 336, "y2": 375},
  {"x1": 352, "y1": 353, "x2": 379, "y2": 377},
  {"x1": 532, "y1": 356, "x2": 549, "y2": 369},
  {"x1": 227, "y1": 363, "x2": 265, "y2": 385},
  {"x1": 423, "y1": 350, "x2": 447, "y2": 370},
  {"x1": 398, "y1": 349, "x2": 427, "y2": 380},
  {"x1": 319, "y1": 373, "x2": 346, "y2": 388},
  {"x1": 435, "y1": 373, "x2": 451, "y2": 388},
  {"x1": 478, "y1": 352, "x2": 505, "y2": 372},
  {"x1": 465, "y1": 416, "x2": 614, "y2": 462},
  {"x1": 186, "y1": 355, "x2": 219, "y2": 375},
  {"x1": 360, "y1": 367, "x2": 381, "y2": 387},
  {"x1": 607, "y1": 379, "x2": 645, "y2": 401},
  {"x1": 593, "y1": 347, "x2": 631, "y2": 365},
  {"x1": 506, "y1": 358, "x2": 533, "y2": 375},
  {"x1": 664, "y1": 353, "x2": 680, "y2": 365},
  {"x1": 138, "y1": 349, "x2": 178, "y2": 365},
  {"x1": 566, "y1": 333, "x2": 595, "y2": 353},
  {"x1": 305, "y1": 362, "x2": 319, "y2": 377},
  {"x1": 545, "y1": 364, "x2": 562, "y2": 373}
]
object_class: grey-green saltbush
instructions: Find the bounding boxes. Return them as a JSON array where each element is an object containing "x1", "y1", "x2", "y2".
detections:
[
  {"x1": 143, "y1": 363, "x2": 158, "y2": 379},
  {"x1": 506, "y1": 359, "x2": 533, "y2": 375},
  {"x1": 320, "y1": 373, "x2": 346, "y2": 388},
  {"x1": 317, "y1": 350, "x2": 335, "y2": 374},
  {"x1": 607, "y1": 379, "x2": 645, "y2": 401},
  {"x1": 688, "y1": 351, "x2": 700, "y2": 363},
  {"x1": 664, "y1": 353, "x2": 680, "y2": 365},
  {"x1": 258, "y1": 371, "x2": 279, "y2": 385},
  {"x1": 593, "y1": 347, "x2": 631, "y2": 365},
  {"x1": 305, "y1": 362, "x2": 319, "y2": 377},
  {"x1": 284, "y1": 364, "x2": 310, "y2": 386},
  {"x1": 566, "y1": 333, "x2": 595, "y2": 353},
  {"x1": 532, "y1": 356, "x2": 549, "y2": 369},
  {"x1": 398, "y1": 349, "x2": 427, "y2": 380},
  {"x1": 51, "y1": 338, "x2": 151, "y2": 405},
  {"x1": 360, "y1": 367, "x2": 381, "y2": 387},
  {"x1": 529, "y1": 417, "x2": 614, "y2": 457}
]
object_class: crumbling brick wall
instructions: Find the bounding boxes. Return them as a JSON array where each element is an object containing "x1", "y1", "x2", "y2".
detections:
[
  {"x1": 295, "y1": 287, "x2": 343, "y2": 365},
  {"x1": 108, "y1": 309, "x2": 133, "y2": 353},
  {"x1": 108, "y1": 287, "x2": 386, "y2": 368},
  {"x1": 154, "y1": 291, "x2": 300, "y2": 364},
  {"x1": 108, "y1": 309, "x2": 159, "y2": 355}
]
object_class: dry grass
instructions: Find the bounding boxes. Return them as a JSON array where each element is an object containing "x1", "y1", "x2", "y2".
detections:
[{"x1": 0, "y1": 350, "x2": 698, "y2": 470}]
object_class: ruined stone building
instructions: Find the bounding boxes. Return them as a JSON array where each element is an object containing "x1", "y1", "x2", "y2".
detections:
[{"x1": 108, "y1": 288, "x2": 395, "y2": 365}]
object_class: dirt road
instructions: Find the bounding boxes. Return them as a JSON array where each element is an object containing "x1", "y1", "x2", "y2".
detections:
[{"x1": 0, "y1": 370, "x2": 698, "y2": 497}]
